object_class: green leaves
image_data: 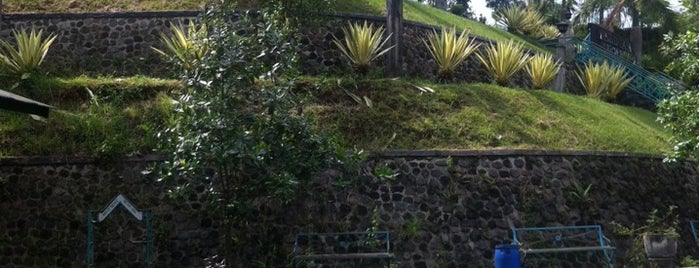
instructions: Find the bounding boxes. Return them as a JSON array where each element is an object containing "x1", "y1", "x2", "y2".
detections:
[
  {"x1": 332, "y1": 21, "x2": 394, "y2": 76},
  {"x1": 525, "y1": 53, "x2": 561, "y2": 89},
  {"x1": 423, "y1": 27, "x2": 480, "y2": 81},
  {"x1": 576, "y1": 61, "x2": 633, "y2": 101},
  {"x1": 657, "y1": 90, "x2": 699, "y2": 162},
  {"x1": 0, "y1": 28, "x2": 56, "y2": 78},
  {"x1": 660, "y1": 30, "x2": 699, "y2": 83},
  {"x1": 476, "y1": 40, "x2": 531, "y2": 86}
]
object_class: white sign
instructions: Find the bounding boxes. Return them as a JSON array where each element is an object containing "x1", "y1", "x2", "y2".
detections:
[{"x1": 97, "y1": 194, "x2": 143, "y2": 222}]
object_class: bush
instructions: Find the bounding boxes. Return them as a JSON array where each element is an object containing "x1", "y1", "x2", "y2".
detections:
[
  {"x1": 476, "y1": 40, "x2": 531, "y2": 86},
  {"x1": 423, "y1": 27, "x2": 480, "y2": 81}
]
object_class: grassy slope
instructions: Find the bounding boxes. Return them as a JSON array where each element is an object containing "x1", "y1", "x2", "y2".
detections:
[
  {"x1": 306, "y1": 78, "x2": 668, "y2": 154},
  {"x1": 0, "y1": 1, "x2": 670, "y2": 156}
]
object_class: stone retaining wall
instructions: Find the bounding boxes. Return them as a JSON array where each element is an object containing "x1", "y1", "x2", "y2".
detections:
[
  {"x1": 0, "y1": 12, "x2": 539, "y2": 87},
  {"x1": 1, "y1": 151, "x2": 698, "y2": 267}
]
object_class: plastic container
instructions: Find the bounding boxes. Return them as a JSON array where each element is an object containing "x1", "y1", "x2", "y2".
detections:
[{"x1": 494, "y1": 244, "x2": 521, "y2": 268}]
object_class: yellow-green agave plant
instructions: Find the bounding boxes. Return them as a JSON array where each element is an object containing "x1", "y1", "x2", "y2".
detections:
[
  {"x1": 423, "y1": 27, "x2": 480, "y2": 81},
  {"x1": 332, "y1": 21, "x2": 394, "y2": 77},
  {"x1": 525, "y1": 53, "x2": 561, "y2": 89},
  {"x1": 476, "y1": 40, "x2": 531, "y2": 86},
  {"x1": 0, "y1": 28, "x2": 57, "y2": 78}
]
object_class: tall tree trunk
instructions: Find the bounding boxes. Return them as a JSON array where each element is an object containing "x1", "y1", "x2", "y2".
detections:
[
  {"x1": 386, "y1": 0, "x2": 403, "y2": 77},
  {"x1": 630, "y1": 7, "x2": 643, "y2": 64}
]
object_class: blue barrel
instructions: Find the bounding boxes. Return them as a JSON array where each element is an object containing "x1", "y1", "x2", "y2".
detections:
[{"x1": 494, "y1": 244, "x2": 521, "y2": 268}]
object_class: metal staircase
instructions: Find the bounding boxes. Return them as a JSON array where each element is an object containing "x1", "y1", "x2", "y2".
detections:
[
  {"x1": 573, "y1": 37, "x2": 682, "y2": 103},
  {"x1": 539, "y1": 23, "x2": 684, "y2": 104}
]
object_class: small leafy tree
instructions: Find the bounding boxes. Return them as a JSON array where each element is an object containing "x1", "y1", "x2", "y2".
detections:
[
  {"x1": 158, "y1": 1, "x2": 340, "y2": 265},
  {"x1": 660, "y1": 30, "x2": 699, "y2": 83},
  {"x1": 657, "y1": 90, "x2": 699, "y2": 162},
  {"x1": 423, "y1": 27, "x2": 480, "y2": 81}
]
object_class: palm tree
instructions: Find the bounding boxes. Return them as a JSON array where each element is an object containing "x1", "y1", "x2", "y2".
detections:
[
  {"x1": 575, "y1": 0, "x2": 616, "y2": 25},
  {"x1": 605, "y1": 0, "x2": 677, "y2": 63}
]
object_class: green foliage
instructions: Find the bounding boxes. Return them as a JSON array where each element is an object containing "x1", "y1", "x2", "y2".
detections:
[
  {"x1": 660, "y1": 30, "x2": 699, "y2": 83},
  {"x1": 157, "y1": 3, "x2": 340, "y2": 265},
  {"x1": 0, "y1": 28, "x2": 57, "y2": 79},
  {"x1": 524, "y1": 53, "x2": 560, "y2": 89},
  {"x1": 151, "y1": 20, "x2": 208, "y2": 74},
  {"x1": 657, "y1": 90, "x2": 699, "y2": 162},
  {"x1": 401, "y1": 219, "x2": 422, "y2": 239},
  {"x1": 576, "y1": 61, "x2": 633, "y2": 101},
  {"x1": 423, "y1": 27, "x2": 480, "y2": 81},
  {"x1": 332, "y1": 21, "x2": 394, "y2": 77},
  {"x1": 476, "y1": 40, "x2": 531, "y2": 86},
  {"x1": 681, "y1": 256, "x2": 699, "y2": 267}
]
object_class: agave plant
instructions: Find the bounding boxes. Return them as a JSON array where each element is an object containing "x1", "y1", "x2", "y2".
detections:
[
  {"x1": 577, "y1": 61, "x2": 633, "y2": 100},
  {"x1": 0, "y1": 28, "x2": 57, "y2": 78},
  {"x1": 423, "y1": 27, "x2": 480, "y2": 81},
  {"x1": 604, "y1": 64, "x2": 634, "y2": 101},
  {"x1": 476, "y1": 40, "x2": 531, "y2": 86},
  {"x1": 536, "y1": 25, "x2": 561, "y2": 40},
  {"x1": 525, "y1": 53, "x2": 561, "y2": 89},
  {"x1": 493, "y1": 6, "x2": 544, "y2": 36},
  {"x1": 152, "y1": 20, "x2": 208, "y2": 72},
  {"x1": 332, "y1": 21, "x2": 394, "y2": 77}
]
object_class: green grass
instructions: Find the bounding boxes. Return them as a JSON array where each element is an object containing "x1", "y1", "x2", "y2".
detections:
[
  {"x1": 302, "y1": 78, "x2": 669, "y2": 153},
  {"x1": 0, "y1": 76, "x2": 179, "y2": 156},
  {"x1": 0, "y1": 76, "x2": 670, "y2": 156}
]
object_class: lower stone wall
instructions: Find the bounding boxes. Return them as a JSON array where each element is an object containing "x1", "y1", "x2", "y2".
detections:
[{"x1": 1, "y1": 151, "x2": 697, "y2": 267}]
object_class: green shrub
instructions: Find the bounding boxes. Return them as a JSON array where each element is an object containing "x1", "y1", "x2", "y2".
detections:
[
  {"x1": 332, "y1": 21, "x2": 394, "y2": 77},
  {"x1": 0, "y1": 28, "x2": 56, "y2": 79},
  {"x1": 151, "y1": 20, "x2": 208, "y2": 73},
  {"x1": 476, "y1": 40, "x2": 531, "y2": 86},
  {"x1": 423, "y1": 27, "x2": 480, "y2": 81},
  {"x1": 577, "y1": 61, "x2": 633, "y2": 101},
  {"x1": 525, "y1": 53, "x2": 561, "y2": 89}
]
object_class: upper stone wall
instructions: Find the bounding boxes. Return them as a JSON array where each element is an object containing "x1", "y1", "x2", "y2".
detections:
[
  {"x1": 0, "y1": 11, "x2": 550, "y2": 88},
  {"x1": 0, "y1": 12, "x2": 198, "y2": 76}
]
